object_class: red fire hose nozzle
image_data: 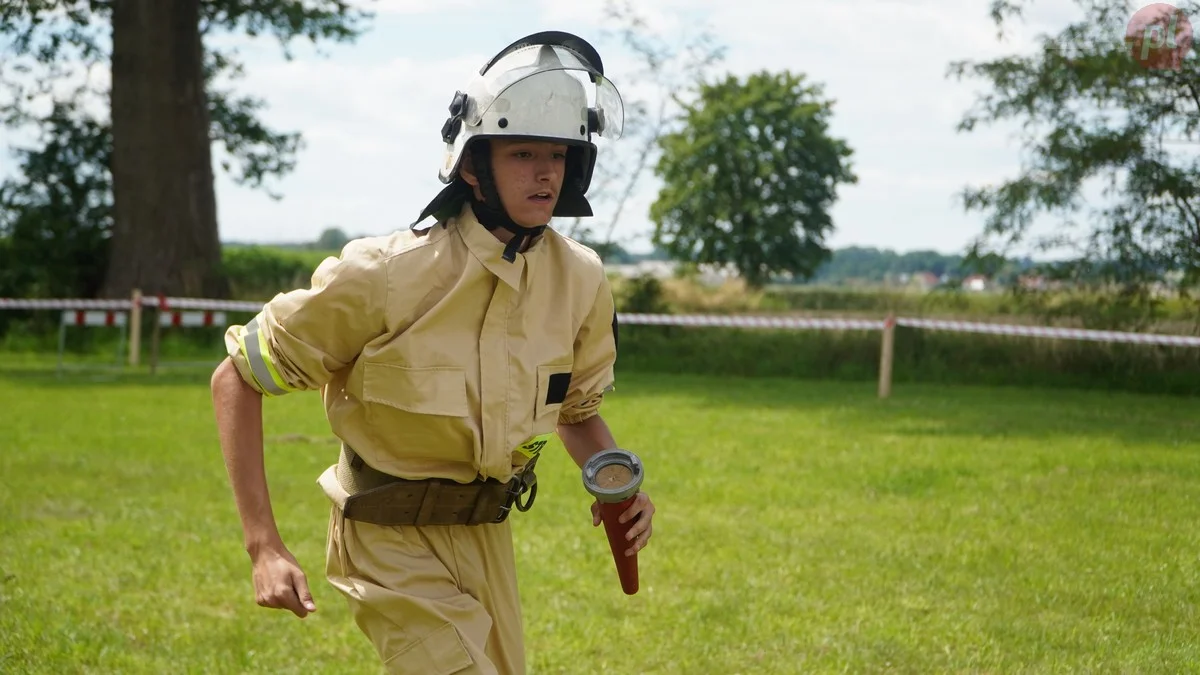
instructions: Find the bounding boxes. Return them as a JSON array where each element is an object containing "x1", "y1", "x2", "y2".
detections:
[{"x1": 581, "y1": 448, "x2": 645, "y2": 595}]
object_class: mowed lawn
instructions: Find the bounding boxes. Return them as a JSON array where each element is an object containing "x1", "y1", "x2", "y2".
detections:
[{"x1": 2, "y1": 363, "x2": 1199, "y2": 674}]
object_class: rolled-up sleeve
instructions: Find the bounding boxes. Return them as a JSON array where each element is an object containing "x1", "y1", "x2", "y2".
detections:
[
  {"x1": 223, "y1": 239, "x2": 387, "y2": 396},
  {"x1": 558, "y1": 274, "x2": 618, "y2": 425}
]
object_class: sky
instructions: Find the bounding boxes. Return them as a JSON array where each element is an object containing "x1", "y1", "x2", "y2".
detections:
[{"x1": 0, "y1": 0, "x2": 1172, "y2": 256}]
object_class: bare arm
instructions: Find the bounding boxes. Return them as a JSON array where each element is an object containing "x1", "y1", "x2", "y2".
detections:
[
  {"x1": 210, "y1": 357, "x2": 315, "y2": 617},
  {"x1": 211, "y1": 357, "x2": 280, "y2": 553},
  {"x1": 557, "y1": 413, "x2": 617, "y2": 469},
  {"x1": 557, "y1": 413, "x2": 654, "y2": 555}
]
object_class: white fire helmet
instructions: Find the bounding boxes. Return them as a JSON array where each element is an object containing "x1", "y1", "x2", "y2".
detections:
[{"x1": 415, "y1": 31, "x2": 625, "y2": 225}]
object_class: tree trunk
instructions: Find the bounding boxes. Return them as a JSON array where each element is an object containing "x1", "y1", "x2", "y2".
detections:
[{"x1": 104, "y1": 0, "x2": 228, "y2": 299}]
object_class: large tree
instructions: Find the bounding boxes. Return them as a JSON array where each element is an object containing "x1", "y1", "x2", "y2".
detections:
[
  {"x1": 649, "y1": 70, "x2": 857, "y2": 287},
  {"x1": 0, "y1": 0, "x2": 372, "y2": 299},
  {"x1": 948, "y1": 0, "x2": 1199, "y2": 293}
]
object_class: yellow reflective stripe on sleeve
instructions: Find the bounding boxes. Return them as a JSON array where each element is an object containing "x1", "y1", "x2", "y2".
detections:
[
  {"x1": 241, "y1": 317, "x2": 294, "y2": 396},
  {"x1": 236, "y1": 331, "x2": 270, "y2": 394},
  {"x1": 255, "y1": 327, "x2": 297, "y2": 394}
]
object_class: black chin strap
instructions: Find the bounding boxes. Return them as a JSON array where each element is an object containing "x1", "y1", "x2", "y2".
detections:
[{"x1": 470, "y1": 141, "x2": 546, "y2": 263}]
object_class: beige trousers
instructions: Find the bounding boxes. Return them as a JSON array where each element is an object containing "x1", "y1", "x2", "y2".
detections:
[{"x1": 325, "y1": 506, "x2": 525, "y2": 674}]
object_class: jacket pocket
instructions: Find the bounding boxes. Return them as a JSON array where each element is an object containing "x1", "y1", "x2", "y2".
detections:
[
  {"x1": 535, "y1": 362, "x2": 573, "y2": 422},
  {"x1": 363, "y1": 362, "x2": 469, "y2": 418},
  {"x1": 382, "y1": 622, "x2": 473, "y2": 674}
]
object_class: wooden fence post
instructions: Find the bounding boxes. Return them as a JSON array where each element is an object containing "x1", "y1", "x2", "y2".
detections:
[
  {"x1": 129, "y1": 288, "x2": 142, "y2": 367},
  {"x1": 878, "y1": 312, "x2": 896, "y2": 399},
  {"x1": 150, "y1": 293, "x2": 164, "y2": 375}
]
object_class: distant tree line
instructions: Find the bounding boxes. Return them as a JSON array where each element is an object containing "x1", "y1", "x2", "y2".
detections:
[
  {"x1": 805, "y1": 247, "x2": 967, "y2": 284},
  {"x1": 798, "y1": 247, "x2": 1043, "y2": 286}
]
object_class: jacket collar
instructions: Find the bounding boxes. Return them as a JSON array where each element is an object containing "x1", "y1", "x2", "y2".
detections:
[{"x1": 452, "y1": 202, "x2": 547, "y2": 290}]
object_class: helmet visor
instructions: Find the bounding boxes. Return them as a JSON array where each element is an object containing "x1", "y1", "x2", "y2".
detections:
[{"x1": 471, "y1": 46, "x2": 625, "y2": 140}]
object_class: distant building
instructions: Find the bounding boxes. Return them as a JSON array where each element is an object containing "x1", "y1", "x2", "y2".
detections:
[{"x1": 961, "y1": 274, "x2": 989, "y2": 292}]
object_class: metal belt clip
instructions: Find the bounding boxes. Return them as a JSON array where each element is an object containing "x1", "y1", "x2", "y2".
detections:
[{"x1": 496, "y1": 453, "x2": 539, "y2": 522}]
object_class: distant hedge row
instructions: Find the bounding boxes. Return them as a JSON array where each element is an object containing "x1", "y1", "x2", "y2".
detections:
[
  {"x1": 219, "y1": 246, "x2": 337, "y2": 300},
  {"x1": 615, "y1": 324, "x2": 1200, "y2": 397}
]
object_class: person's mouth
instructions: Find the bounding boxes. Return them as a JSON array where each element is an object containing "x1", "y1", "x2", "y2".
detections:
[{"x1": 528, "y1": 190, "x2": 554, "y2": 204}]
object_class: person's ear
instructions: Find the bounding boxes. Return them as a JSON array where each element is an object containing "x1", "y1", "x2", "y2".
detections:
[{"x1": 459, "y1": 151, "x2": 480, "y2": 188}]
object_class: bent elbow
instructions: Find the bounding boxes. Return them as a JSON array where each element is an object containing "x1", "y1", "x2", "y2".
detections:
[
  {"x1": 211, "y1": 357, "x2": 258, "y2": 401},
  {"x1": 210, "y1": 357, "x2": 234, "y2": 393}
]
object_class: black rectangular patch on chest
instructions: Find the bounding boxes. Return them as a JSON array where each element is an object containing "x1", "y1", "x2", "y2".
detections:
[{"x1": 546, "y1": 372, "x2": 571, "y2": 405}]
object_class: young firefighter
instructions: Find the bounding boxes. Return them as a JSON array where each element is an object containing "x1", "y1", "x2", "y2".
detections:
[{"x1": 210, "y1": 31, "x2": 655, "y2": 674}]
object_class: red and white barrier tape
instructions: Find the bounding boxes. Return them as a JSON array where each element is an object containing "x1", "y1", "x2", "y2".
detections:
[
  {"x1": 6, "y1": 296, "x2": 1200, "y2": 347},
  {"x1": 0, "y1": 298, "x2": 132, "y2": 310},
  {"x1": 158, "y1": 310, "x2": 227, "y2": 328},
  {"x1": 0, "y1": 296, "x2": 262, "y2": 312},
  {"x1": 617, "y1": 313, "x2": 885, "y2": 331},
  {"x1": 143, "y1": 297, "x2": 263, "y2": 312},
  {"x1": 897, "y1": 317, "x2": 1200, "y2": 347},
  {"x1": 60, "y1": 310, "x2": 127, "y2": 327}
]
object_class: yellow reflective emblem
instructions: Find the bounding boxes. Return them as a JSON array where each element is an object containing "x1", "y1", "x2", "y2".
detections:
[{"x1": 515, "y1": 433, "x2": 554, "y2": 460}]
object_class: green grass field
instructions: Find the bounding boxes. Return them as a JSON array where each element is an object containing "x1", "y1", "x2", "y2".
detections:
[{"x1": 2, "y1": 363, "x2": 1199, "y2": 674}]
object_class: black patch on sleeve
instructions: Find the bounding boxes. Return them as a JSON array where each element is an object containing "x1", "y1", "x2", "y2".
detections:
[
  {"x1": 611, "y1": 311, "x2": 619, "y2": 352},
  {"x1": 546, "y1": 372, "x2": 572, "y2": 405}
]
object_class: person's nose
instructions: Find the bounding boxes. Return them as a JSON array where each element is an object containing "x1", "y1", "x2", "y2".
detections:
[{"x1": 535, "y1": 157, "x2": 558, "y2": 182}]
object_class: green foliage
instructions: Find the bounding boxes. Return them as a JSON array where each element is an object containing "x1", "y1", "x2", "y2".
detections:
[
  {"x1": 650, "y1": 70, "x2": 858, "y2": 288},
  {"x1": 200, "y1": 0, "x2": 369, "y2": 45},
  {"x1": 220, "y1": 245, "x2": 336, "y2": 299},
  {"x1": 0, "y1": 241, "x2": 334, "y2": 353},
  {"x1": 947, "y1": 0, "x2": 1200, "y2": 292},
  {"x1": 0, "y1": 0, "x2": 374, "y2": 299},
  {"x1": 0, "y1": 102, "x2": 111, "y2": 301},
  {"x1": 614, "y1": 273, "x2": 670, "y2": 313},
  {"x1": 313, "y1": 227, "x2": 349, "y2": 251},
  {"x1": 579, "y1": 238, "x2": 632, "y2": 263},
  {"x1": 806, "y1": 246, "x2": 968, "y2": 285}
]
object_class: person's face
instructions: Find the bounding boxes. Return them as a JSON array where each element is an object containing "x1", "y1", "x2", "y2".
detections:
[{"x1": 463, "y1": 139, "x2": 568, "y2": 227}]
